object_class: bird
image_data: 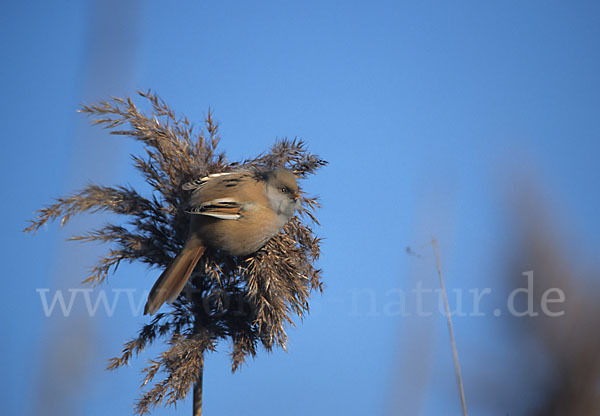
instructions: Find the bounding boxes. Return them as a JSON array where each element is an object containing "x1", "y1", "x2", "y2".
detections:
[{"x1": 143, "y1": 168, "x2": 300, "y2": 315}]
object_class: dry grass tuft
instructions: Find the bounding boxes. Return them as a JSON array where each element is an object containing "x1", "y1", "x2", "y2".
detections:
[{"x1": 25, "y1": 90, "x2": 326, "y2": 415}]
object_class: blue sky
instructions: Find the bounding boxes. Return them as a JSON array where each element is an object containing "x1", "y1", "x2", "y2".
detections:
[{"x1": 2, "y1": 1, "x2": 600, "y2": 415}]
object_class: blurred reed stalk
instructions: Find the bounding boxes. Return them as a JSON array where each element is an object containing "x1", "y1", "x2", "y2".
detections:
[{"x1": 432, "y1": 238, "x2": 468, "y2": 416}]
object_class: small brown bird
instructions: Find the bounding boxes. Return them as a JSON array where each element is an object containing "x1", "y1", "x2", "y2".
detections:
[{"x1": 144, "y1": 169, "x2": 300, "y2": 315}]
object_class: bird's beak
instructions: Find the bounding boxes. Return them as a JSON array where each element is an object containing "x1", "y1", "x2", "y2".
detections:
[{"x1": 293, "y1": 192, "x2": 300, "y2": 200}]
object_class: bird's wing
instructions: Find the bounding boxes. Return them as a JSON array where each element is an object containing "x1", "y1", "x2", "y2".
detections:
[
  {"x1": 182, "y1": 171, "x2": 241, "y2": 191},
  {"x1": 186, "y1": 198, "x2": 243, "y2": 220},
  {"x1": 185, "y1": 171, "x2": 260, "y2": 220}
]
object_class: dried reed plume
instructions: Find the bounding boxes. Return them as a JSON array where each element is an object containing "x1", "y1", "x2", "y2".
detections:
[
  {"x1": 25, "y1": 90, "x2": 326, "y2": 415},
  {"x1": 508, "y1": 191, "x2": 600, "y2": 415}
]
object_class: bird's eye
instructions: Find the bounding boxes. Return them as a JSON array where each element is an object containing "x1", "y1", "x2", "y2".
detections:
[{"x1": 279, "y1": 187, "x2": 287, "y2": 193}]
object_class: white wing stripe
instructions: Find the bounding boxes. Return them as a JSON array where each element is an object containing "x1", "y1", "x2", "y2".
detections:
[{"x1": 197, "y1": 212, "x2": 241, "y2": 220}]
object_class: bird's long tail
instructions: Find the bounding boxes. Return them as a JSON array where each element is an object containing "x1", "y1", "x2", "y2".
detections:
[{"x1": 144, "y1": 237, "x2": 206, "y2": 315}]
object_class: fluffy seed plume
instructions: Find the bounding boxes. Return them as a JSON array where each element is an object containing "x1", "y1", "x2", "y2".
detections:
[{"x1": 25, "y1": 90, "x2": 326, "y2": 415}]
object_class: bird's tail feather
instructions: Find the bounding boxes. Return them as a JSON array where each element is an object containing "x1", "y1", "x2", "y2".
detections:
[{"x1": 144, "y1": 240, "x2": 205, "y2": 315}]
